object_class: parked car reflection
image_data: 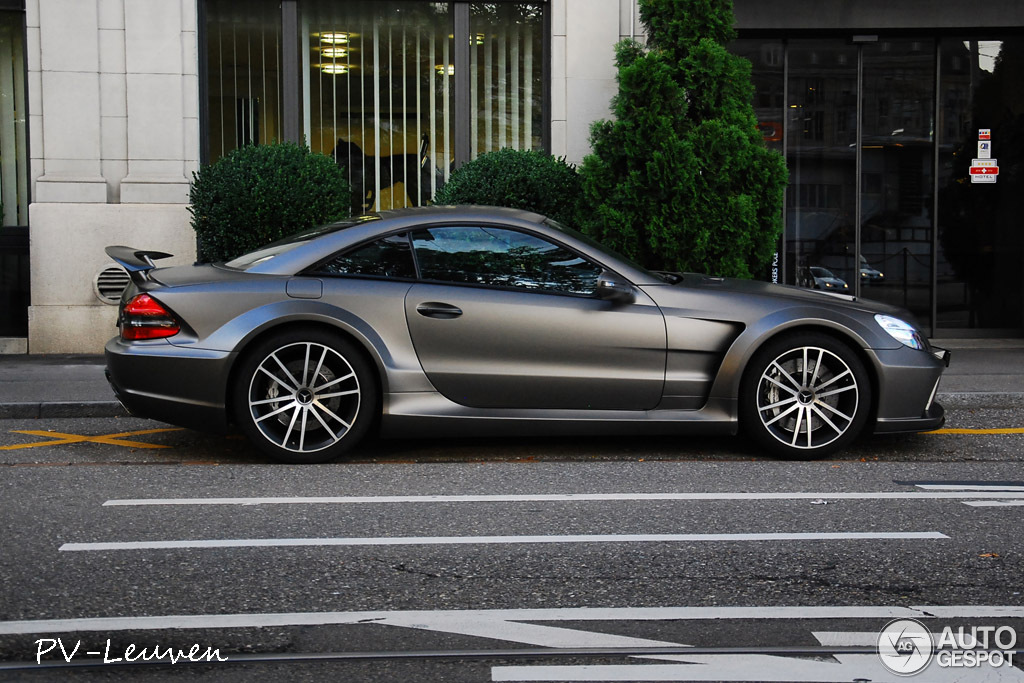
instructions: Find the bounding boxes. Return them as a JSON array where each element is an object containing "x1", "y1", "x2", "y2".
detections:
[
  {"x1": 860, "y1": 255, "x2": 885, "y2": 283},
  {"x1": 801, "y1": 266, "x2": 849, "y2": 291}
]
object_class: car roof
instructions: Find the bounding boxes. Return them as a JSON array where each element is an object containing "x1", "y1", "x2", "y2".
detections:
[{"x1": 243, "y1": 204, "x2": 661, "y2": 285}]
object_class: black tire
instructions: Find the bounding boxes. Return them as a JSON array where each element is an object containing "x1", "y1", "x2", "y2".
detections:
[
  {"x1": 232, "y1": 328, "x2": 378, "y2": 463},
  {"x1": 740, "y1": 332, "x2": 871, "y2": 460}
]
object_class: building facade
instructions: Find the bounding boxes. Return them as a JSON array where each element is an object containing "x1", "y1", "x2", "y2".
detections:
[{"x1": 0, "y1": 0, "x2": 1022, "y2": 353}]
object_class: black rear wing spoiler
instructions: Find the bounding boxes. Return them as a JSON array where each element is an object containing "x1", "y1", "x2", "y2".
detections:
[{"x1": 105, "y1": 246, "x2": 173, "y2": 285}]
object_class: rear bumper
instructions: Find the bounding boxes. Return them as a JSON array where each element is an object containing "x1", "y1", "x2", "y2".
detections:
[{"x1": 104, "y1": 337, "x2": 233, "y2": 432}]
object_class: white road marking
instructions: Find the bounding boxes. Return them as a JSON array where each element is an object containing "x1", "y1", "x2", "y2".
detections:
[
  {"x1": 58, "y1": 531, "x2": 947, "y2": 552},
  {"x1": 915, "y1": 484, "x2": 1024, "y2": 492},
  {"x1": 492, "y1": 628, "x2": 1024, "y2": 681},
  {"x1": 963, "y1": 501, "x2": 1024, "y2": 507},
  {"x1": 1, "y1": 604, "x2": 1022, "y2": 636},
  {"x1": 4, "y1": 606, "x2": 1023, "y2": 681},
  {"x1": 102, "y1": 491, "x2": 1024, "y2": 506},
  {"x1": 490, "y1": 657, "x2": 1024, "y2": 682}
]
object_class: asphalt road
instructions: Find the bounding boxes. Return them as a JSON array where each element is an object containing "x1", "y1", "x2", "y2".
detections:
[{"x1": 1, "y1": 400, "x2": 1022, "y2": 681}]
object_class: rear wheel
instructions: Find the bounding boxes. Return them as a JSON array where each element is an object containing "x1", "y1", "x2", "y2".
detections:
[
  {"x1": 740, "y1": 333, "x2": 871, "y2": 459},
  {"x1": 233, "y1": 329, "x2": 377, "y2": 463}
]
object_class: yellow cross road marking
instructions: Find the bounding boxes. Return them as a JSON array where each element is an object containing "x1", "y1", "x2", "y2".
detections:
[
  {"x1": 926, "y1": 428, "x2": 1024, "y2": 435},
  {"x1": 0, "y1": 428, "x2": 183, "y2": 451}
]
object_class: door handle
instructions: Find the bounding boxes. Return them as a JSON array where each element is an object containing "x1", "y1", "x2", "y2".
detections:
[{"x1": 416, "y1": 302, "x2": 463, "y2": 319}]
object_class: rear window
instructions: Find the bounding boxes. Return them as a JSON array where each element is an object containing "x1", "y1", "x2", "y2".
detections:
[{"x1": 223, "y1": 215, "x2": 382, "y2": 270}]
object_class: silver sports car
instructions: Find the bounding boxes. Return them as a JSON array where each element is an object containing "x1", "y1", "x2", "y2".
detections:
[{"x1": 104, "y1": 206, "x2": 949, "y2": 463}]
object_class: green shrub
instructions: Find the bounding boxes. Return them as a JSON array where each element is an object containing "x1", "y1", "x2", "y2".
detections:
[
  {"x1": 189, "y1": 142, "x2": 351, "y2": 262},
  {"x1": 433, "y1": 148, "x2": 583, "y2": 227},
  {"x1": 579, "y1": 0, "x2": 787, "y2": 278}
]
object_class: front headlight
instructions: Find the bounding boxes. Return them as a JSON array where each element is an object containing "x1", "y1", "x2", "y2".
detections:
[{"x1": 875, "y1": 314, "x2": 926, "y2": 350}]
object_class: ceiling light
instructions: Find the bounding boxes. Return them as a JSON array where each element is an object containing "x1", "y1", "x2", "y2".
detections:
[
  {"x1": 317, "y1": 32, "x2": 349, "y2": 45},
  {"x1": 318, "y1": 63, "x2": 350, "y2": 75}
]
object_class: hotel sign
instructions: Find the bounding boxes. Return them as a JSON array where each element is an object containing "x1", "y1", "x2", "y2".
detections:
[{"x1": 972, "y1": 130, "x2": 997, "y2": 183}]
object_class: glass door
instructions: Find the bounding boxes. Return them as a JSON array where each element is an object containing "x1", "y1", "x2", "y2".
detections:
[
  {"x1": 936, "y1": 38, "x2": 1024, "y2": 331},
  {"x1": 860, "y1": 39, "x2": 935, "y2": 328}
]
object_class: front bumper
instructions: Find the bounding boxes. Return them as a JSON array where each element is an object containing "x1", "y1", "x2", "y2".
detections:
[
  {"x1": 105, "y1": 337, "x2": 234, "y2": 432},
  {"x1": 869, "y1": 344, "x2": 949, "y2": 434}
]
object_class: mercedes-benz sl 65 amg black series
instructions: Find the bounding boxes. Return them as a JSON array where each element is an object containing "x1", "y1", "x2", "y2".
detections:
[{"x1": 104, "y1": 206, "x2": 949, "y2": 463}]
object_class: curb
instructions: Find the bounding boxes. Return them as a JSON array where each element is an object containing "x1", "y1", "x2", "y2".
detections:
[
  {"x1": 0, "y1": 401, "x2": 129, "y2": 420},
  {"x1": 2, "y1": 393, "x2": 1022, "y2": 421}
]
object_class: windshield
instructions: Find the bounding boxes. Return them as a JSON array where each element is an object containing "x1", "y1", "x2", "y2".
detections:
[
  {"x1": 223, "y1": 215, "x2": 383, "y2": 270},
  {"x1": 542, "y1": 218, "x2": 668, "y2": 282}
]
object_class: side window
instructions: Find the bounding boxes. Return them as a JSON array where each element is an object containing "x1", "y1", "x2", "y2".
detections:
[
  {"x1": 313, "y1": 233, "x2": 416, "y2": 279},
  {"x1": 410, "y1": 226, "x2": 601, "y2": 295}
]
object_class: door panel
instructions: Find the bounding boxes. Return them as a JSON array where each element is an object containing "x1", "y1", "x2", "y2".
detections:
[{"x1": 405, "y1": 283, "x2": 666, "y2": 410}]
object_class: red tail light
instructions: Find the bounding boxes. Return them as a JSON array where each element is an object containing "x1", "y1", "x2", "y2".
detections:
[{"x1": 120, "y1": 294, "x2": 180, "y2": 340}]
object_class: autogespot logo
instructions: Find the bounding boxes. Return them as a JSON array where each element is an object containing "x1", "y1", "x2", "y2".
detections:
[{"x1": 878, "y1": 618, "x2": 933, "y2": 676}]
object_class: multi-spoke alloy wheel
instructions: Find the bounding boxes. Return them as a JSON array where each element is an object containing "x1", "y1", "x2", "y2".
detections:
[
  {"x1": 234, "y1": 330, "x2": 376, "y2": 463},
  {"x1": 741, "y1": 333, "x2": 870, "y2": 459}
]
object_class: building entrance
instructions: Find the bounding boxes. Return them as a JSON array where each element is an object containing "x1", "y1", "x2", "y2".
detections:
[{"x1": 735, "y1": 36, "x2": 1024, "y2": 336}]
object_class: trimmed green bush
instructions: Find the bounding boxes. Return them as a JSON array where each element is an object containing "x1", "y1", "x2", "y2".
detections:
[
  {"x1": 189, "y1": 142, "x2": 351, "y2": 262},
  {"x1": 579, "y1": 0, "x2": 787, "y2": 278},
  {"x1": 433, "y1": 148, "x2": 583, "y2": 227}
]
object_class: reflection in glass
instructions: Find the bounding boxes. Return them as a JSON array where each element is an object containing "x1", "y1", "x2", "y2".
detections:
[
  {"x1": 412, "y1": 226, "x2": 600, "y2": 294},
  {"x1": 860, "y1": 39, "x2": 935, "y2": 327},
  {"x1": 937, "y1": 38, "x2": 1024, "y2": 329},
  {"x1": 731, "y1": 39, "x2": 784, "y2": 282},
  {"x1": 316, "y1": 233, "x2": 416, "y2": 279},
  {"x1": 786, "y1": 40, "x2": 858, "y2": 289},
  {"x1": 730, "y1": 39, "x2": 784, "y2": 156}
]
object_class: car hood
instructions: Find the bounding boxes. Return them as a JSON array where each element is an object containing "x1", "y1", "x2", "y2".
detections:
[{"x1": 651, "y1": 273, "x2": 915, "y2": 319}]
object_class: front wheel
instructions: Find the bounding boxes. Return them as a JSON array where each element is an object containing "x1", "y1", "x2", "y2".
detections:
[
  {"x1": 740, "y1": 333, "x2": 871, "y2": 459},
  {"x1": 233, "y1": 329, "x2": 378, "y2": 463}
]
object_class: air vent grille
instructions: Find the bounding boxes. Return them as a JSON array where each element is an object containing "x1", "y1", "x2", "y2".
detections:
[{"x1": 94, "y1": 266, "x2": 131, "y2": 305}]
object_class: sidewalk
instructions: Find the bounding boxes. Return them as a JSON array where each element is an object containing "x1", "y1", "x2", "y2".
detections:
[{"x1": 1, "y1": 340, "x2": 1023, "y2": 419}]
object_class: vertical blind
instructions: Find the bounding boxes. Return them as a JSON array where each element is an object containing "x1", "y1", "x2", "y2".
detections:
[
  {"x1": 303, "y1": 1, "x2": 454, "y2": 213},
  {"x1": 471, "y1": 3, "x2": 543, "y2": 157},
  {"x1": 204, "y1": 0, "x2": 282, "y2": 162}
]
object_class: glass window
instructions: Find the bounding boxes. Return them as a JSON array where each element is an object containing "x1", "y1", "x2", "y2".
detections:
[
  {"x1": 0, "y1": 10, "x2": 28, "y2": 337},
  {"x1": 0, "y1": 11, "x2": 27, "y2": 227},
  {"x1": 411, "y1": 226, "x2": 601, "y2": 295},
  {"x1": 860, "y1": 39, "x2": 935, "y2": 327},
  {"x1": 936, "y1": 37, "x2": 1024, "y2": 330},
  {"x1": 730, "y1": 39, "x2": 784, "y2": 155},
  {"x1": 314, "y1": 233, "x2": 416, "y2": 279},
  {"x1": 224, "y1": 215, "x2": 382, "y2": 270},
  {"x1": 470, "y1": 3, "x2": 545, "y2": 155},
  {"x1": 302, "y1": 1, "x2": 453, "y2": 214},
  {"x1": 204, "y1": 0, "x2": 283, "y2": 163},
  {"x1": 786, "y1": 39, "x2": 858, "y2": 289}
]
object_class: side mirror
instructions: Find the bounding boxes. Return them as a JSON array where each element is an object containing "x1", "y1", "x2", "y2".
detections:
[{"x1": 595, "y1": 272, "x2": 635, "y2": 304}]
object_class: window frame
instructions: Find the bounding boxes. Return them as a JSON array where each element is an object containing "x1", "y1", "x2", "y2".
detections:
[{"x1": 199, "y1": 0, "x2": 551, "y2": 168}]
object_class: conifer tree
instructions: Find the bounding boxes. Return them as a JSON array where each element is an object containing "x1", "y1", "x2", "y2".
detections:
[{"x1": 579, "y1": 0, "x2": 787, "y2": 278}]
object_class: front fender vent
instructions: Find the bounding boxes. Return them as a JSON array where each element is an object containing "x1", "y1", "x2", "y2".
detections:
[{"x1": 94, "y1": 265, "x2": 131, "y2": 304}]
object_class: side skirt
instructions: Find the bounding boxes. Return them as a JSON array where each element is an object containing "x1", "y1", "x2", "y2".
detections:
[{"x1": 379, "y1": 393, "x2": 738, "y2": 439}]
